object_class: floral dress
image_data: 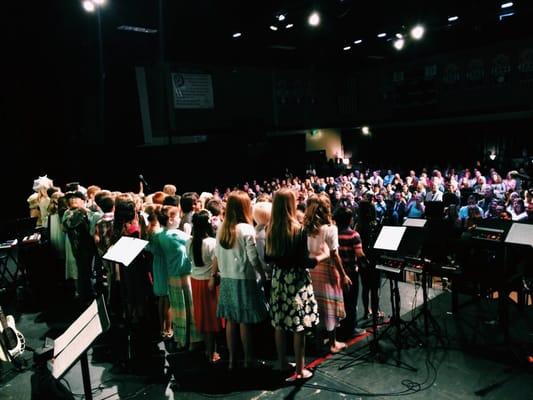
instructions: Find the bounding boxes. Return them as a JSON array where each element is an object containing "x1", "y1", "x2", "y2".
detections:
[{"x1": 267, "y1": 229, "x2": 319, "y2": 333}]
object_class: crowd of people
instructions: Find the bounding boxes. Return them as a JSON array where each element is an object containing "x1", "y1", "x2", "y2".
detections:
[{"x1": 25, "y1": 165, "x2": 532, "y2": 382}]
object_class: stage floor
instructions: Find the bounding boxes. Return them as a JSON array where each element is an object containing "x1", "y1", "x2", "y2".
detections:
[{"x1": 1, "y1": 279, "x2": 532, "y2": 400}]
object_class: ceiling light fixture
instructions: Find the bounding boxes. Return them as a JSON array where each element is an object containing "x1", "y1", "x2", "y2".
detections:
[
  {"x1": 448, "y1": 16, "x2": 459, "y2": 22},
  {"x1": 308, "y1": 11, "x2": 320, "y2": 27},
  {"x1": 343, "y1": 46, "x2": 351, "y2": 51},
  {"x1": 232, "y1": 32, "x2": 242, "y2": 38},
  {"x1": 410, "y1": 25, "x2": 425, "y2": 40},
  {"x1": 501, "y1": 2, "x2": 513, "y2": 8},
  {"x1": 377, "y1": 32, "x2": 387, "y2": 38},
  {"x1": 499, "y1": 12, "x2": 515, "y2": 20},
  {"x1": 393, "y1": 38, "x2": 405, "y2": 50},
  {"x1": 354, "y1": 39, "x2": 363, "y2": 44},
  {"x1": 82, "y1": 0, "x2": 95, "y2": 12},
  {"x1": 285, "y1": 23, "x2": 294, "y2": 29},
  {"x1": 270, "y1": 25, "x2": 278, "y2": 31}
]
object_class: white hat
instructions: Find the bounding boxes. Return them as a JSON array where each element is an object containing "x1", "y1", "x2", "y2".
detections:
[{"x1": 32, "y1": 175, "x2": 53, "y2": 192}]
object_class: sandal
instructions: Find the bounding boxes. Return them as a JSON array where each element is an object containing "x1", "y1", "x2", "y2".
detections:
[
  {"x1": 330, "y1": 341, "x2": 347, "y2": 354},
  {"x1": 285, "y1": 369, "x2": 313, "y2": 382},
  {"x1": 163, "y1": 329, "x2": 174, "y2": 339}
]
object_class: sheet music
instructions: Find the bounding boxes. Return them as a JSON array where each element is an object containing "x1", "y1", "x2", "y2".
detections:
[
  {"x1": 374, "y1": 226, "x2": 406, "y2": 251},
  {"x1": 53, "y1": 301, "x2": 98, "y2": 357},
  {"x1": 48, "y1": 314, "x2": 102, "y2": 379},
  {"x1": 505, "y1": 223, "x2": 533, "y2": 247},
  {"x1": 403, "y1": 218, "x2": 427, "y2": 228},
  {"x1": 103, "y1": 236, "x2": 148, "y2": 267}
]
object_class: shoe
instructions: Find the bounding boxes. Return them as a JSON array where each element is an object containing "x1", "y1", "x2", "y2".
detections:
[
  {"x1": 351, "y1": 328, "x2": 367, "y2": 337},
  {"x1": 330, "y1": 341, "x2": 347, "y2": 354},
  {"x1": 285, "y1": 369, "x2": 313, "y2": 383}
]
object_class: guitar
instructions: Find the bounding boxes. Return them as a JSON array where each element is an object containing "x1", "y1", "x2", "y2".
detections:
[{"x1": 0, "y1": 306, "x2": 25, "y2": 362}]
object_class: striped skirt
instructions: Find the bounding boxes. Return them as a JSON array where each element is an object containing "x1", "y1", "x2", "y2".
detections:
[
  {"x1": 309, "y1": 259, "x2": 346, "y2": 332},
  {"x1": 168, "y1": 275, "x2": 202, "y2": 347}
]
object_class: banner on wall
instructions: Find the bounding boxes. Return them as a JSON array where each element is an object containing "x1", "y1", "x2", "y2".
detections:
[{"x1": 171, "y1": 72, "x2": 214, "y2": 109}]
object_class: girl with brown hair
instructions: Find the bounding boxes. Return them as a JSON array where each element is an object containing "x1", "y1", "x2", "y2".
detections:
[
  {"x1": 214, "y1": 190, "x2": 268, "y2": 370},
  {"x1": 266, "y1": 188, "x2": 329, "y2": 381},
  {"x1": 304, "y1": 193, "x2": 352, "y2": 354}
]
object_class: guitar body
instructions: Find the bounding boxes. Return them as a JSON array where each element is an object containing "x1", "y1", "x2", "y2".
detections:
[{"x1": 0, "y1": 311, "x2": 25, "y2": 362}]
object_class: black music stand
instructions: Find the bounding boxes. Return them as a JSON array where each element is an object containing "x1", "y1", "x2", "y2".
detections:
[
  {"x1": 501, "y1": 223, "x2": 533, "y2": 345},
  {"x1": 403, "y1": 258, "x2": 445, "y2": 346},
  {"x1": 44, "y1": 296, "x2": 110, "y2": 400},
  {"x1": 342, "y1": 226, "x2": 419, "y2": 372}
]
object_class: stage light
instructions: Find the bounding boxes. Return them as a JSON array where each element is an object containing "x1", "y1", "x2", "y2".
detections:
[
  {"x1": 354, "y1": 39, "x2": 363, "y2": 44},
  {"x1": 396, "y1": 33, "x2": 403, "y2": 39},
  {"x1": 343, "y1": 158, "x2": 350, "y2": 165},
  {"x1": 410, "y1": 25, "x2": 425, "y2": 40},
  {"x1": 343, "y1": 46, "x2": 351, "y2": 51},
  {"x1": 362, "y1": 126, "x2": 370, "y2": 135},
  {"x1": 270, "y1": 25, "x2": 278, "y2": 31},
  {"x1": 499, "y1": 12, "x2": 515, "y2": 20},
  {"x1": 277, "y1": 14, "x2": 286, "y2": 21},
  {"x1": 377, "y1": 32, "x2": 387, "y2": 38},
  {"x1": 393, "y1": 38, "x2": 405, "y2": 50},
  {"x1": 501, "y1": 2, "x2": 513, "y2": 8},
  {"x1": 448, "y1": 16, "x2": 459, "y2": 22},
  {"x1": 489, "y1": 153, "x2": 497, "y2": 161},
  {"x1": 308, "y1": 11, "x2": 320, "y2": 26},
  {"x1": 82, "y1": 0, "x2": 95, "y2": 12},
  {"x1": 285, "y1": 23, "x2": 294, "y2": 29},
  {"x1": 232, "y1": 32, "x2": 242, "y2": 38},
  {"x1": 93, "y1": 0, "x2": 107, "y2": 5}
]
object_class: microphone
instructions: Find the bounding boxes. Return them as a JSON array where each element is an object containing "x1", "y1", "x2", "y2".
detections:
[{"x1": 138, "y1": 174, "x2": 150, "y2": 190}]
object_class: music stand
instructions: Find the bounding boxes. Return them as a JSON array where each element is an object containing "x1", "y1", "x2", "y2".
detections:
[
  {"x1": 102, "y1": 236, "x2": 148, "y2": 267},
  {"x1": 343, "y1": 226, "x2": 418, "y2": 372},
  {"x1": 45, "y1": 296, "x2": 110, "y2": 400},
  {"x1": 500, "y1": 223, "x2": 533, "y2": 344}
]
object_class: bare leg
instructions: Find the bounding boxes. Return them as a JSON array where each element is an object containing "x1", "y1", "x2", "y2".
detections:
[
  {"x1": 274, "y1": 328, "x2": 287, "y2": 370},
  {"x1": 240, "y1": 323, "x2": 253, "y2": 368},
  {"x1": 205, "y1": 332, "x2": 217, "y2": 362},
  {"x1": 163, "y1": 296, "x2": 171, "y2": 333},
  {"x1": 226, "y1": 320, "x2": 237, "y2": 369},
  {"x1": 293, "y1": 332, "x2": 305, "y2": 375},
  {"x1": 328, "y1": 329, "x2": 346, "y2": 353}
]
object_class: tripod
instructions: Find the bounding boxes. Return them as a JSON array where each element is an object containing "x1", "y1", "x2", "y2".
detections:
[
  {"x1": 404, "y1": 265, "x2": 445, "y2": 347},
  {"x1": 340, "y1": 269, "x2": 418, "y2": 372}
]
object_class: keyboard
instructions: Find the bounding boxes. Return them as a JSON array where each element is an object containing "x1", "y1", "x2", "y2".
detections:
[
  {"x1": 376, "y1": 264, "x2": 403, "y2": 274},
  {"x1": 22, "y1": 233, "x2": 41, "y2": 244},
  {"x1": 0, "y1": 239, "x2": 17, "y2": 249}
]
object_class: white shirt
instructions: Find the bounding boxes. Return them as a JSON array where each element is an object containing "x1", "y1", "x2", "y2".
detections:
[
  {"x1": 307, "y1": 224, "x2": 339, "y2": 257},
  {"x1": 215, "y1": 223, "x2": 259, "y2": 280},
  {"x1": 187, "y1": 237, "x2": 216, "y2": 280}
]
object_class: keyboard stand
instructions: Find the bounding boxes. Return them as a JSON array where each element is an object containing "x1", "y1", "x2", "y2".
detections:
[{"x1": 343, "y1": 267, "x2": 418, "y2": 372}]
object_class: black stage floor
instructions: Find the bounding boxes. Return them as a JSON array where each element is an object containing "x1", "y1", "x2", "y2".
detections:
[{"x1": 1, "y1": 277, "x2": 532, "y2": 400}]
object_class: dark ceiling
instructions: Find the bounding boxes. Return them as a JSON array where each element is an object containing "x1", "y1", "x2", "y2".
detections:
[
  {"x1": 119, "y1": 0, "x2": 533, "y2": 66},
  {"x1": 17, "y1": 0, "x2": 532, "y2": 70}
]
